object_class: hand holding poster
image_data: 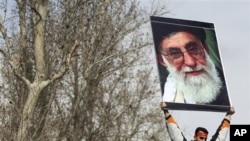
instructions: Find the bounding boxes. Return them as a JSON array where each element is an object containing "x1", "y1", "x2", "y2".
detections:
[{"x1": 150, "y1": 16, "x2": 231, "y2": 112}]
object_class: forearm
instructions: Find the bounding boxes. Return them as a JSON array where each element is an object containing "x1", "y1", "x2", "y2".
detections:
[
  {"x1": 210, "y1": 114, "x2": 232, "y2": 141},
  {"x1": 164, "y1": 111, "x2": 187, "y2": 141}
]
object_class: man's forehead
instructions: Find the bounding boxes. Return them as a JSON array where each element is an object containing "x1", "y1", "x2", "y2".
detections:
[{"x1": 161, "y1": 32, "x2": 200, "y2": 48}]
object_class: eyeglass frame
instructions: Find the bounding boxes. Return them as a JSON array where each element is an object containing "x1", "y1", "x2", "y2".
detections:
[{"x1": 159, "y1": 41, "x2": 206, "y2": 62}]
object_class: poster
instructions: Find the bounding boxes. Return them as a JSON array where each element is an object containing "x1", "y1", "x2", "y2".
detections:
[{"x1": 150, "y1": 16, "x2": 231, "y2": 112}]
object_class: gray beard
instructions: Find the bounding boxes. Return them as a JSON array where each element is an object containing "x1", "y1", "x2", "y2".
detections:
[{"x1": 162, "y1": 53, "x2": 222, "y2": 104}]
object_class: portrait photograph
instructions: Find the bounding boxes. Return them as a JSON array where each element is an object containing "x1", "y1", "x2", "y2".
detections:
[{"x1": 150, "y1": 16, "x2": 231, "y2": 112}]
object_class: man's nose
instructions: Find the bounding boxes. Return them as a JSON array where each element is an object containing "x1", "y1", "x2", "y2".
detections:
[{"x1": 183, "y1": 52, "x2": 196, "y2": 67}]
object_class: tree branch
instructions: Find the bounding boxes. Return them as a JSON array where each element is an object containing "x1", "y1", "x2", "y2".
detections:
[
  {"x1": 51, "y1": 40, "x2": 78, "y2": 81},
  {"x1": 0, "y1": 48, "x2": 6, "y2": 57},
  {"x1": 0, "y1": 15, "x2": 31, "y2": 86},
  {"x1": 0, "y1": 16, "x2": 12, "y2": 57}
]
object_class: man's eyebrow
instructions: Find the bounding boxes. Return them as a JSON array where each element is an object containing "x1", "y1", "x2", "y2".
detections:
[
  {"x1": 166, "y1": 47, "x2": 180, "y2": 51},
  {"x1": 185, "y1": 41, "x2": 198, "y2": 48}
]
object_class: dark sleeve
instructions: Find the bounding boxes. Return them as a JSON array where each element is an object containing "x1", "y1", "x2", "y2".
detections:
[{"x1": 210, "y1": 118, "x2": 230, "y2": 141}]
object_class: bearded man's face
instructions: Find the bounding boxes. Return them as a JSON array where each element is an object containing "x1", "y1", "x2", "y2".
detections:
[{"x1": 160, "y1": 32, "x2": 222, "y2": 103}]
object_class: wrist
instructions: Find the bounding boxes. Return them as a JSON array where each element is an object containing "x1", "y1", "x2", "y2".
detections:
[
  {"x1": 224, "y1": 114, "x2": 232, "y2": 121},
  {"x1": 226, "y1": 112, "x2": 234, "y2": 116},
  {"x1": 164, "y1": 111, "x2": 171, "y2": 118}
]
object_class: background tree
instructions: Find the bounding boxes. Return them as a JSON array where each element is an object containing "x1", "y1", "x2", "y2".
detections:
[{"x1": 0, "y1": 0, "x2": 170, "y2": 141}]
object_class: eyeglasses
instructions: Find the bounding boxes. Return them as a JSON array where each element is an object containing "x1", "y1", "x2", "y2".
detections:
[
  {"x1": 160, "y1": 42, "x2": 204, "y2": 61},
  {"x1": 198, "y1": 137, "x2": 207, "y2": 140}
]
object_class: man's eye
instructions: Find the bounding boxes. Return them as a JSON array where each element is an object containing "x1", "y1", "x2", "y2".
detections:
[
  {"x1": 187, "y1": 45, "x2": 198, "y2": 51},
  {"x1": 167, "y1": 49, "x2": 182, "y2": 55},
  {"x1": 187, "y1": 46, "x2": 199, "y2": 54}
]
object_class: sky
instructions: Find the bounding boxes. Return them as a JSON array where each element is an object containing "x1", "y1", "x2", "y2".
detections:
[{"x1": 148, "y1": 0, "x2": 249, "y2": 140}]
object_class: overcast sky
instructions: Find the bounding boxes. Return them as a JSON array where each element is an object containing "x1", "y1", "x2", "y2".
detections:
[{"x1": 150, "y1": 0, "x2": 249, "y2": 140}]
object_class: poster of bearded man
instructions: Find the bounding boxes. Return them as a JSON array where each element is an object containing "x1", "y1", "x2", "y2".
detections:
[{"x1": 150, "y1": 16, "x2": 231, "y2": 112}]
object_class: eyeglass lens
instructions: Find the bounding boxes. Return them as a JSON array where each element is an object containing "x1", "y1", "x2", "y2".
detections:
[{"x1": 165, "y1": 45, "x2": 203, "y2": 60}]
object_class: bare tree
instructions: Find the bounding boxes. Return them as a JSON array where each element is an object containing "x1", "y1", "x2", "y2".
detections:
[{"x1": 0, "y1": 0, "x2": 170, "y2": 141}]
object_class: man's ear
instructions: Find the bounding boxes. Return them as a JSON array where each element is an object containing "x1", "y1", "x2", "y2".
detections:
[
  {"x1": 193, "y1": 136, "x2": 197, "y2": 141},
  {"x1": 157, "y1": 54, "x2": 167, "y2": 67}
]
